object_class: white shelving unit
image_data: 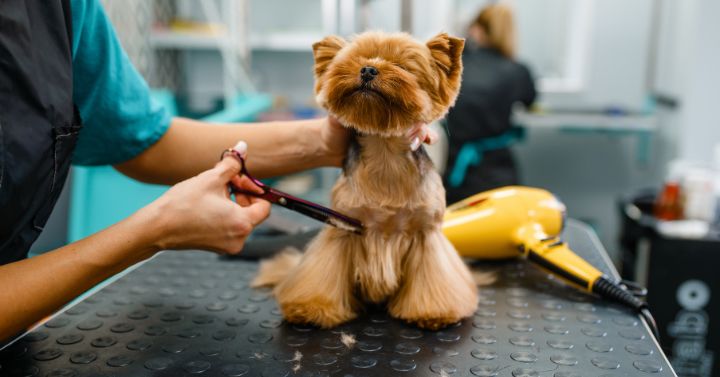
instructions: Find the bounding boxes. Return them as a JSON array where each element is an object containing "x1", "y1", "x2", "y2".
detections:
[
  {"x1": 247, "y1": 0, "x2": 339, "y2": 52},
  {"x1": 149, "y1": 29, "x2": 232, "y2": 50},
  {"x1": 149, "y1": 0, "x2": 253, "y2": 111},
  {"x1": 513, "y1": 111, "x2": 657, "y2": 132},
  {"x1": 248, "y1": 32, "x2": 324, "y2": 52}
]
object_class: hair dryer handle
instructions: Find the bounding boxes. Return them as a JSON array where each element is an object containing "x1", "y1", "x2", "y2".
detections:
[{"x1": 520, "y1": 237, "x2": 603, "y2": 292}]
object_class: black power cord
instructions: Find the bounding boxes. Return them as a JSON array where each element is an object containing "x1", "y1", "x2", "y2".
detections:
[{"x1": 593, "y1": 276, "x2": 660, "y2": 340}]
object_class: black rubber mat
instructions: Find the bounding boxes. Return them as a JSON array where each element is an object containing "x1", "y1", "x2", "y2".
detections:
[{"x1": 0, "y1": 220, "x2": 675, "y2": 377}]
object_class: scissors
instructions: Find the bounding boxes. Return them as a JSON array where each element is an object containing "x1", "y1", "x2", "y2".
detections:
[{"x1": 222, "y1": 148, "x2": 364, "y2": 234}]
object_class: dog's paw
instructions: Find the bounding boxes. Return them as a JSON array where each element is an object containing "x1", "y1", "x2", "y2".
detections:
[
  {"x1": 280, "y1": 298, "x2": 357, "y2": 329},
  {"x1": 410, "y1": 316, "x2": 463, "y2": 331},
  {"x1": 390, "y1": 306, "x2": 472, "y2": 331},
  {"x1": 388, "y1": 280, "x2": 477, "y2": 330}
]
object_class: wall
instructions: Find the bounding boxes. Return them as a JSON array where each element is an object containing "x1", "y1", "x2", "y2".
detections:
[
  {"x1": 648, "y1": 0, "x2": 720, "y2": 166},
  {"x1": 671, "y1": 1, "x2": 720, "y2": 163},
  {"x1": 501, "y1": 0, "x2": 658, "y2": 261},
  {"x1": 523, "y1": 0, "x2": 720, "y2": 259},
  {"x1": 540, "y1": 0, "x2": 653, "y2": 111},
  {"x1": 251, "y1": 51, "x2": 316, "y2": 108}
]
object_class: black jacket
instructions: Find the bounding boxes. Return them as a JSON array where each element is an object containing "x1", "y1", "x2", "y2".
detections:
[{"x1": 443, "y1": 46, "x2": 536, "y2": 203}]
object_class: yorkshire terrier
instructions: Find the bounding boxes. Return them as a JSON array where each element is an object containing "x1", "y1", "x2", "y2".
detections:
[{"x1": 252, "y1": 31, "x2": 477, "y2": 330}]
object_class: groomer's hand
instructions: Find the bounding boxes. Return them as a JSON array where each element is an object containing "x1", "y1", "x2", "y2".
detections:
[
  {"x1": 321, "y1": 116, "x2": 440, "y2": 166},
  {"x1": 319, "y1": 116, "x2": 350, "y2": 167},
  {"x1": 142, "y1": 141, "x2": 271, "y2": 254},
  {"x1": 407, "y1": 122, "x2": 440, "y2": 151}
]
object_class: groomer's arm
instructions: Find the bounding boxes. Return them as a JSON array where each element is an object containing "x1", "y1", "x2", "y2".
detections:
[
  {"x1": 116, "y1": 117, "x2": 437, "y2": 185},
  {"x1": 0, "y1": 154, "x2": 269, "y2": 341},
  {"x1": 116, "y1": 117, "x2": 347, "y2": 185},
  {"x1": 0, "y1": 208, "x2": 158, "y2": 341}
]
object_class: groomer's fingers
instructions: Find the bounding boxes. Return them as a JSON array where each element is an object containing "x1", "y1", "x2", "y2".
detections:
[
  {"x1": 407, "y1": 123, "x2": 437, "y2": 151},
  {"x1": 232, "y1": 185, "x2": 252, "y2": 207},
  {"x1": 425, "y1": 127, "x2": 439, "y2": 145},
  {"x1": 214, "y1": 156, "x2": 242, "y2": 182},
  {"x1": 407, "y1": 123, "x2": 421, "y2": 151},
  {"x1": 244, "y1": 200, "x2": 271, "y2": 226},
  {"x1": 214, "y1": 141, "x2": 248, "y2": 181},
  {"x1": 231, "y1": 175, "x2": 264, "y2": 195},
  {"x1": 230, "y1": 175, "x2": 264, "y2": 206},
  {"x1": 328, "y1": 115, "x2": 344, "y2": 130}
]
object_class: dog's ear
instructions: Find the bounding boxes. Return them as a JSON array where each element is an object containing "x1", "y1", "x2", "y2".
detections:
[
  {"x1": 426, "y1": 33, "x2": 465, "y2": 105},
  {"x1": 426, "y1": 32, "x2": 464, "y2": 78},
  {"x1": 312, "y1": 35, "x2": 347, "y2": 78}
]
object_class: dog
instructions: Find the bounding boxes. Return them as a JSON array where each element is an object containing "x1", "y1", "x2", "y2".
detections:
[{"x1": 252, "y1": 31, "x2": 477, "y2": 330}]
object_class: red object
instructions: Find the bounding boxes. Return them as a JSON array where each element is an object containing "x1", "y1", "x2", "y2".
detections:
[{"x1": 654, "y1": 182, "x2": 684, "y2": 220}]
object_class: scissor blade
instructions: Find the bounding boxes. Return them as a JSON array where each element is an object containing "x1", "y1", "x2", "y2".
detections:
[
  {"x1": 325, "y1": 214, "x2": 365, "y2": 234},
  {"x1": 230, "y1": 181, "x2": 364, "y2": 234},
  {"x1": 284, "y1": 199, "x2": 364, "y2": 234}
]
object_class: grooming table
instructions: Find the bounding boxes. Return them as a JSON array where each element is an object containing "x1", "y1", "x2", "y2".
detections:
[{"x1": 0, "y1": 219, "x2": 676, "y2": 377}]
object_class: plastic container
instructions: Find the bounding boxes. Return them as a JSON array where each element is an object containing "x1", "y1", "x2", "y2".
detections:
[{"x1": 682, "y1": 168, "x2": 716, "y2": 222}]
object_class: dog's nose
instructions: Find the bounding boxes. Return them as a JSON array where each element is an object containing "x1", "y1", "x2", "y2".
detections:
[{"x1": 360, "y1": 66, "x2": 378, "y2": 82}]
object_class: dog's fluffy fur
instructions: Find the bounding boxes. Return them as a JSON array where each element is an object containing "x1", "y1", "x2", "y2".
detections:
[{"x1": 252, "y1": 31, "x2": 477, "y2": 330}]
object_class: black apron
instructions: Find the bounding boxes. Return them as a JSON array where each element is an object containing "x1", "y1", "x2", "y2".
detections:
[{"x1": 0, "y1": 0, "x2": 81, "y2": 264}]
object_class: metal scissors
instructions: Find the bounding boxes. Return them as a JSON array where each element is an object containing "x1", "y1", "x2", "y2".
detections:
[{"x1": 222, "y1": 148, "x2": 364, "y2": 234}]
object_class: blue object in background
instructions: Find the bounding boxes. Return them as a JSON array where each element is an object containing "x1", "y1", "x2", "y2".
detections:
[
  {"x1": 448, "y1": 126, "x2": 526, "y2": 188},
  {"x1": 68, "y1": 91, "x2": 272, "y2": 242}
]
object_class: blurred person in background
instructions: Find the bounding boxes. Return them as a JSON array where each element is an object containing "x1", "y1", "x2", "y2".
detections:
[{"x1": 443, "y1": 4, "x2": 536, "y2": 203}]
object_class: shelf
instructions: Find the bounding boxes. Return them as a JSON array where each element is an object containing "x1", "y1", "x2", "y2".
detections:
[
  {"x1": 513, "y1": 110, "x2": 657, "y2": 165},
  {"x1": 249, "y1": 32, "x2": 324, "y2": 52},
  {"x1": 150, "y1": 29, "x2": 322, "y2": 52},
  {"x1": 513, "y1": 111, "x2": 657, "y2": 131},
  {"x1": 149, "y1": 29, "x2": 231, "y2": 50}
]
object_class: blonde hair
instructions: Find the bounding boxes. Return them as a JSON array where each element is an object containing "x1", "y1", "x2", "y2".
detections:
[{"x1": 471, "y1": 4, "x2": 516, "y2": 59}]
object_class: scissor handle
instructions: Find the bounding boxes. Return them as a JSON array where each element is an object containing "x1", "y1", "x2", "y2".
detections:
[
  {"x1": 231, "y1": 186, "x2": 283, "y2": 205},
  {"x1": 221, "y1": 147, "x2": 363, "y2": 234},
  {"x1": 222, "y1": 148, "x2": 271, "y2": 195}
]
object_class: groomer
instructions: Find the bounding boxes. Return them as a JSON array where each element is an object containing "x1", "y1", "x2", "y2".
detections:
[
  {"x1": 443, "y1": 4, "x2": 536, "y2": 203},
  {"x1": 0, "y1": 0, "x2": 435, "y2": 341}
]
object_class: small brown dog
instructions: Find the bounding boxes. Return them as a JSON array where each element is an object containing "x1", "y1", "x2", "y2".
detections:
[{"x1": 252, "y1": 31, "x2": 477, "y2": 330}]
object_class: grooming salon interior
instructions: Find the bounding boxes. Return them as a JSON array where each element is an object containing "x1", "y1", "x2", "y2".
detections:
[{"x1": 1, "y1": 0, "x2": 719, "y2": 376}]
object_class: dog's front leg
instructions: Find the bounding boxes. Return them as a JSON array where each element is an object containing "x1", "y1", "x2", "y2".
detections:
[
  {"x1": 388, "y1": 230, "x2": 478, "y2": 330},
  {"x1": 273, "y1": 228, "x2": 359, "y2": 328}
]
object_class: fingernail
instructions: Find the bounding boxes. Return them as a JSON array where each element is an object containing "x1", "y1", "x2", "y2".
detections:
[
  {"x1": 233, "y1": 141, "x2": 247, "y2": 156},
  {"x1": 410, "y1": 136, "x2": 421, "y2": 151}
]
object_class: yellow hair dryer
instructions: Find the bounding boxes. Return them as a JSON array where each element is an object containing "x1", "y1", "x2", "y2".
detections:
[
  {"x1": 442, "y1": 186, "x2": 658, "y2": 337},
  {"x1": 443, "y1": 186, "x2": 601, "y2": 289}
]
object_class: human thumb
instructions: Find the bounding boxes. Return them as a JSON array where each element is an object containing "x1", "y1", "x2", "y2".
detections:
[{"x1": 215, "y1": 141, "x2": 247, "y2": 181}]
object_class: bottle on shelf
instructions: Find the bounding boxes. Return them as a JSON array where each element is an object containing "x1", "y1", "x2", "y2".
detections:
[{"x1": 654, "y1": 180, "x2": 683, "y2": 221}]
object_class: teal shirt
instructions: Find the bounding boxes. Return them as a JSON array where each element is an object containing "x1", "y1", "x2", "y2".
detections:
[{"x1": 71, "y1": 0, "x2": 171, "y2": 165}]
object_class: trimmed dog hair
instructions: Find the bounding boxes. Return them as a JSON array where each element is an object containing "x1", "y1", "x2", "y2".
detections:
[{"x1": 252, "y1": 31, "x2": 477, "y2": 330}]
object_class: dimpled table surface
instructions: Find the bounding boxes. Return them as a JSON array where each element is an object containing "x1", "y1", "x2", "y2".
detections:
[{"x1": 0, "y1": 220, "x2": 675, "y2": 377}]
